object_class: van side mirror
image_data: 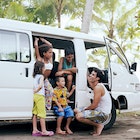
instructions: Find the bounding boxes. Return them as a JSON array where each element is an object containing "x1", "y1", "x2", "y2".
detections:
[{"x1": 131, "y1": 62, "x2": 137, "y2": 72}]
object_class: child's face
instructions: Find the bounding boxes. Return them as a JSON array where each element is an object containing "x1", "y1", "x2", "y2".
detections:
[
  {"x1": 57, "y1": 77, "x2": 65, "y2": 88},
  {"x1": 44, "y1": 48, "x2": 53, "y2": 59}
]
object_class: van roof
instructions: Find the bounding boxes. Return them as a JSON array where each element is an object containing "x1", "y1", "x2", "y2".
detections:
[{"x1": 0, "y1": 18, "x2": 105, "y2": 47}]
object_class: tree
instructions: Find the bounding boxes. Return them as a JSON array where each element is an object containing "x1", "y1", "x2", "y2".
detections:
[
  {"x1": 81, "y1": 0, "x2": 94, "y2": 33},
  {"x1": 5, "y1": 1, "x2": 27, "y2": 20}
]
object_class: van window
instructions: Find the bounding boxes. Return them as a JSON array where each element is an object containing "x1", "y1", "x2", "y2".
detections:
[
  {"x1": 86, "y1": 46, "x2": 109, "y2": 69},
  {"x1": 0, "y1": 30, "x2": 30, "y2": 62}
]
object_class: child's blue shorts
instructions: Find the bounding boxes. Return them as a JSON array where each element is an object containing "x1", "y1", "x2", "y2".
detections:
[{"x1": 53, "y1": 105, "x2": 74, "y2": 118}]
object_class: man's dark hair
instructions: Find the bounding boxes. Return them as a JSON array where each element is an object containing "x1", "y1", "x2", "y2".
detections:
[
  {"x1": 92, "y1": 67, "x2": 105, "y2": 83},
  {"x1": 65, "y1": 47, "x2": 74, "y2": 56}
]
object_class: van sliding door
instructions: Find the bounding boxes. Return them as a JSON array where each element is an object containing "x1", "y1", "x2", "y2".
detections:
[{"x1": 0, "y1": 29, "x2": 33, "y2": 120}]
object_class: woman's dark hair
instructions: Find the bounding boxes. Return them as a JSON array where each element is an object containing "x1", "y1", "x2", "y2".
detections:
[
  {"x1": 33, "y1": 61, "x2": 44, "y2": 77},
  {"x1": 39, "y1": 44, "x2": 53, "y2": 58},
  {"x1": 92, "y1": 67, "x2": 105, "y2": 83},
  {"x1": 65, "y1": 47, "x2": 74, "y2": 56}
]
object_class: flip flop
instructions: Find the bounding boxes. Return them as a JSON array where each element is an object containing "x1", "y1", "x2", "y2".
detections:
[
  {"x1": 41, "y1": 131, "x2": 54, "y2": 136},
  {"x1": 32, "y1": 131, "x2": 42, "y2": 136}
]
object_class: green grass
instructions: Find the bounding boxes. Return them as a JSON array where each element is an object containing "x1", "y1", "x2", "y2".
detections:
[{"x1": 116, "y1": 110, "x2": 140, "y2": 118}]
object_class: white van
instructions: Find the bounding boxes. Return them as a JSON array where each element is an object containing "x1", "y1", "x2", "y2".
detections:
[{"x1": 0, "y1": 18, "x2": 140, "y2": 129}]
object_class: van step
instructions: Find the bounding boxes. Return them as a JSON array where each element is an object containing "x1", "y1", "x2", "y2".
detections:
[
  {"x1": 46, "y1": 110, "x2": 55, "y2": 115},
  {"x1": 46, "y1": 110, "x2": 57, "y2": 121}
]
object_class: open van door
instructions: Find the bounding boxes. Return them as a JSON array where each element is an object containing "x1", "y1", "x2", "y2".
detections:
[
  {"x1": 104, "y1": 37, "x2": 140, "y2": 112},
  {"x1": 72, "y1": 38, "x2": 90, "y2": 108},
  {"x1": 0, "y1": 29, "x2": 34, "y2": 120}
]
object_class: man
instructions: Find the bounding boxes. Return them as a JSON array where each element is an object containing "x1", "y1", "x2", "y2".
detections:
[{"x1": 74, "y1": 67, "x2": 112, "y2": 136}]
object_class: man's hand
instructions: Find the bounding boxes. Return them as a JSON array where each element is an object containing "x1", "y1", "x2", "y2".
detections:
[{"x1": 72, "y1": 85, "x2": 76, "y2": 90}]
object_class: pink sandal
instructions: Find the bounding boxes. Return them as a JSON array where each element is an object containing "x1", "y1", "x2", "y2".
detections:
[
  {"x1": 41, "y1": 131, "x2": 54, "y2": 136},
  {"x1": 32, "y1": 131, "x2": 42, "y2": 136}
]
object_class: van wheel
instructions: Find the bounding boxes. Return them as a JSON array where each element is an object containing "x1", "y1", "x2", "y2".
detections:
[{"x1": 103, "y1": 103, "x2": 116, "y2": 130}]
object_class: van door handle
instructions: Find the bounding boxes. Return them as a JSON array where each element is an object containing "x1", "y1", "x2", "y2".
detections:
[
  {"x1": 25, "y1": 68, "x2": 28, "y2": 77},
  {"x1": 113, "y1": 72, "x2": 117, "y2": 75}
]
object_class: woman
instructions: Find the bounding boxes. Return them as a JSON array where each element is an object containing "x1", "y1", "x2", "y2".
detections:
[{"x1": 34, "y1": 37, "x2": 54, "y2": 110}]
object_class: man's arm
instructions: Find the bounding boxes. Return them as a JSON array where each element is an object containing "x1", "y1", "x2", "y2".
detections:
[
  {"x1": 64, "y1": 67, "x2": 77, "y2": 73},
  {"x1": 84, "y1": 85, "x2": 102, "y2": 110},
  {"x1": 67, "y1": 85, "x2": 76, "y2": 98}
]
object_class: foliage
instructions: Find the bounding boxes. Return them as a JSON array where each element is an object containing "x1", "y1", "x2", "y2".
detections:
[{"x1": 0, "y1": 0, "x2": 139, "y2": 65}]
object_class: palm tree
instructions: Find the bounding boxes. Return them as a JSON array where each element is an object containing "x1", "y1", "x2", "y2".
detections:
[
  {"x1": 5, "y1": 1, "x2": 27, "y2": 20},
  {"x1": 81, "y1": 0, "x2": 95, "y2": 33}
]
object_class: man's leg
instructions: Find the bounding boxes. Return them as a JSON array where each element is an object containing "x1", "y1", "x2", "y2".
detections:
[{"x1": 76, "y1": 112, "x2": 104, "y2": 136}]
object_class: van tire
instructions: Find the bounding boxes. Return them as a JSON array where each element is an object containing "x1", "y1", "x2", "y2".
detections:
[{"x1": 103, "y1": 103, "x2": 116, "y2": 130}]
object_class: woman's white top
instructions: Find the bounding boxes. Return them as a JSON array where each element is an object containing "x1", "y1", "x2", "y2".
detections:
[
  {"x1": 45, "y1": 62, "x2": 53, "y2": 70},
  {"x1": 96, "y1": 83, "x2": 112, "y2": 115},
  {"x1": 34, "y1": 74, "x2": 45, "y2": 96}
]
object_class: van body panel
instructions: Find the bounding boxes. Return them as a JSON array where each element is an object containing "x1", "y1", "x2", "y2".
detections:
[{"x1": 111, "y1": 62, "x2": 139, "y2": 92}]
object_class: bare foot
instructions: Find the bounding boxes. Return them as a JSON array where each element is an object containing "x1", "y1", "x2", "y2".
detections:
[
  {"x1": 90, "y1": 131, "x2": 96, "y2": 135},
  {"x1": 93, "y1": 124, "x2": 104, "y2": 136},
  {"x1": 64, "y1": 127, "x2": 73, "y2": 134},
  {"x1": 56, "y1": 130, "x2": 66, "y2": 135}
]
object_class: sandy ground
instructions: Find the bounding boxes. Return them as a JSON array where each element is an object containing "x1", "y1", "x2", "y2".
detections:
[{"x1": 0, "y1": 111, "x2": 140, "y2": 140}]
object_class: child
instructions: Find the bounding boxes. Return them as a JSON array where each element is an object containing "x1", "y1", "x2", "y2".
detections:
[
  {"x1": 32, "y1": 61, "x2": 54, "y2": 136},
  {"x1": 52, "y1": 76, "x2": 75, "y2": 135}
]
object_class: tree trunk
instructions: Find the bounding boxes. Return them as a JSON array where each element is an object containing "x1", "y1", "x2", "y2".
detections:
[
  {"x1": 56, "y1": 0, "x2": 63, "y2": 28},
  {"x1": 81, "y1": 0, "x2": 94, "y2": 33}
]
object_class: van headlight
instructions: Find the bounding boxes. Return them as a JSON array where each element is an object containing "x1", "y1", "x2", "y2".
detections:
[{"x1": 135, "y1": 83, "x2": 140, "y2": 91}]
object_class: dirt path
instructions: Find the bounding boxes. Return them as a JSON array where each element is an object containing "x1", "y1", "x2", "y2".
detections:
[{"x1": 0, "y1": 112, "x2": 140, "y2": 140}]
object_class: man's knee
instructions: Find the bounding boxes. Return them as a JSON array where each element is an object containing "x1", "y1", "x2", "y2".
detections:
[{"x1": 75, "y1": 112, "x2": 83, "y2": 120}]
